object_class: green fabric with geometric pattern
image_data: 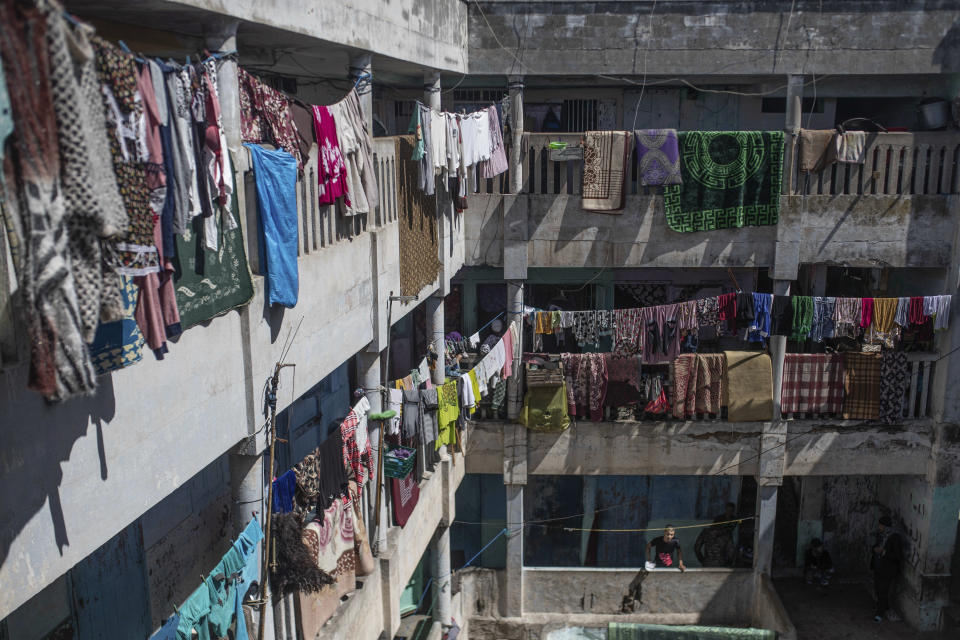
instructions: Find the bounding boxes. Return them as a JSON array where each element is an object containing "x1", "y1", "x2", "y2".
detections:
[{"x1": 663, "y1": 131, "x2": 784, "y2": 233}]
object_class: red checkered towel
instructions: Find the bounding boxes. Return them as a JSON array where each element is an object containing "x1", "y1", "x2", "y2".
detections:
[{"x1": 781, "y1": 353, "x2": 845, "y2": 415}]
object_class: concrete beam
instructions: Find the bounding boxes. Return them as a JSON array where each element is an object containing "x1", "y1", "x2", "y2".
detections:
[{"x1": 468, "y1": 2, "x2": 960, "y2": 78}]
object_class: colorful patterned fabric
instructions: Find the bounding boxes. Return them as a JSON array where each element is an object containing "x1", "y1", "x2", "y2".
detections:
[
  {"x1": 842, "y1": 352, "x2": 882, "y2": 420},
  {"x1": 340, "y1": 409, "x2": 371, "y2": 487},
  {"x1": 582, "y1": 131, "x2": 631, "y2": 212},
  {"x1": 671, "y1": 353, "x2": 725, "y2": 419},
  {"x1": 88, "y1": 277, "x2": 145, "y2": 375},
  {"x1": 238, "y1": 68, "x2": 303, "y2": 168},
  {"x1": 634, "y1": 129, "x2": 681, "y2": 186},
  {"x1": 879, "y1": 351, "x2": 909, "y2": 424},
  {"x1": 781, "y1": 353, "x2": 845, "y2": 415},
  {"x1": 311, "y1": 105, "x2": 349, "y2": 205},
  {"x1": 663, "y1": 131, "x2": 784, "y2": 232},
  {"x1": 562, "y1": 352, "x2": 608, "y2": 421},
  {"x1": 613, "y1": 307, "x2": 643, "y2": 355},
  {"x1": 91, "y1": 36, "x2": 160, "y2": 276}
]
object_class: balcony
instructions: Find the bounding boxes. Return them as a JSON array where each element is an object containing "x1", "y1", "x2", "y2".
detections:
[{"x1": 465, "y1": 132, "x2": 960, "y2": 271}]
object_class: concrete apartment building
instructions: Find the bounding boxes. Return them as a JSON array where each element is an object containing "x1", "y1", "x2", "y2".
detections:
[{"x1": 1, "y1": 1, "x2": 960, "y2": 639}]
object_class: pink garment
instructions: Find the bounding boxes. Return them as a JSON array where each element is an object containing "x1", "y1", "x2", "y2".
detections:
[
  {"x1": 135, "y1": 221, "x2": 181, "y2": 357},
  {"x1": 860, "y1": 297, "x2": 874, "y2": 328},
  {"x1": 480, "y1": 105, "x2": 508, "y2": 178},
  {"x1": 202, "y1": 73, "x2": 227, "y2": 205},
  {"x1": 312, "y1": 105, "x2": 350, "y2": 206},
  {"x1": 138, "y1": 67, "x2": 164, "y2": 168},
  {"x1": 502, "y1": 328, "x2": 514, "y2": 378}
]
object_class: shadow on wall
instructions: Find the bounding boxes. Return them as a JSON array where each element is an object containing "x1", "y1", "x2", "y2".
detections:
[
  {"x1": 934, "y1": 19, "x2": 960, "y2": 73},
  {"x1": 0, "y1": 371, "x2": 117, "y2": 571}
]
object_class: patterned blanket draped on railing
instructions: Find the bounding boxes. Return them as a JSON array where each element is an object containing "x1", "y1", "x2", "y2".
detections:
[{"x1": 663, "y1": 131, "x2": 784, "y2": 232}]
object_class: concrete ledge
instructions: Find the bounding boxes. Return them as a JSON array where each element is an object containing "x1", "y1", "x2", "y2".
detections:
[
  {"x1": 466, "y1": 419, "x2": 934, "y2": 478},
  {"x1": 523, "y1": 567, "x2": 754, "y2": 618}
]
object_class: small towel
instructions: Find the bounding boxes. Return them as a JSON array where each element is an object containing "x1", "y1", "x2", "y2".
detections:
[{"x1": 835, "y1": 131, "x2": 866, "y2": 164}]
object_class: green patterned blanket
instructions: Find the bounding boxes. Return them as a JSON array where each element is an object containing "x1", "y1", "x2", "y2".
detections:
[
  {"x1": 663, "y1": 131, "x2": 784, "y2": 233},
  {"x1": 173, "y1": 179, "x2": 254, "y2": 329}
]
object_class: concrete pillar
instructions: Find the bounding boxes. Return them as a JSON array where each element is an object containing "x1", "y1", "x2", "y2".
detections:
[
  {"x1": 425, "y1": 70, "x2": 441, "y2": 112},
  {"x1": 507, "y1": 75, "x2": 524, "y2": 195},
  {"x1": 205, "y1": 20, "x2": 241, "y2": 152},
  {"x1": 770, "y1": 280, "x2": 790, "y2": 421},
  {"x1": 358, "y1": 350, "x2": 387, "y2": 552},
  {"x1": 348, "y1": 53, "x2": 373, "y2": 136},
  {"x1": 229, "y1": 453, "x2": 263, "y2": 536},
  {"x1": 427, "y1": 295, "x2": 445, "y2": 385},
  {"x1": 753, "y1": 485, "x2": 779, "y2": 576},
  {"x1": 506, "y1": 281, "x2": 524, "y2": 419},
  {"x1": 431, "y1": 526, "x2": 453, "y2": 626},
  {"x1": 504, "y1": 484, "x2": 524, "y2": 617},
  {"x1": 782, "y1": 74, "x2": 804, "y2": 195}
]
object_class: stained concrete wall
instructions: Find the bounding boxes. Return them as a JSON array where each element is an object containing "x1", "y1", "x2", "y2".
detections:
[
  {"x1": 468, "y1": 1, "x2": 960, "y2": 77},
  {"x1": 464, "y1": 193, "x2": 956, "y2": 270},
  {"x1": 464, "y1": 420, "x2": 932, "y2": 478}
]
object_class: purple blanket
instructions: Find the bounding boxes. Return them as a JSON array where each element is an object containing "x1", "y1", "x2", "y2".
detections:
[{"x1": 634, "y1": 129, "x2": 682, "y2": 186}]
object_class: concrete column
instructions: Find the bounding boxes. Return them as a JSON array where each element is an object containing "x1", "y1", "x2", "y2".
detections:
[
  {"x1": 770, "y1": 280, "x2": 791, "y2": 422},
  {"x1": 348, "y1": 53, "x2": 373, "y2": 136},
  {"x1": 782, "y1": 74, "x2": 804, "y2": 195},
  {"x1": 753, "y1": 485, "x2": 778, "y2": 576},
  {"x1": 205, "y1": 20, "x2": 241, "y2": 152},
  {"x1": 504, "y1": 484, "x2": 524, "y2": 617},
  {"x1": 427, "y1": 295, "x2": 445, "y2": 385},
  {"x1": 507, "y1": 76, "x2": 524, "y2": 195},
  {"x1": 229, "y1": 453, "x2": 263, "y2": 536},
  {"x1": 358, "y1": 350, "x2": 388, "y2": 552},
  {"x1": 506, "y1": 281, "x2": 524, "y2": 419},
  {"x1": 431, "y1": 526, "x2": 453, "y2": 626},
  {"x1": 425, "y1": 70, "x2": 441, "y2": 111}
]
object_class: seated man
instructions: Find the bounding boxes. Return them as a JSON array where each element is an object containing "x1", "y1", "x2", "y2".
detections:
[
  {"x1": 804, "y1": 538, "x2": 835, "y2": 587},
  {"x1": 646, "y1": 526, "x2": 686, "y2": 571},
  {"x1": 694, "y1": 524, "x2": 735, "y2": 567}
]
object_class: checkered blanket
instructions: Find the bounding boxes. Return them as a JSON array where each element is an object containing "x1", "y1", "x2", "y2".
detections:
[
  {"x1": 780, "y1": 354, "x2": 845, "y2": 415},
  {"x1": 843, "y1": 352, "x2": 882, "y2": 420}
]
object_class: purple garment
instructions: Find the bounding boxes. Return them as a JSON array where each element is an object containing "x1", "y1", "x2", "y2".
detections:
[
  {"x1": 634, "y1": 129, "x2": 682, "y2": 186},
  {"x1": 480, "y1": 105, "x2": 508, "y2": 178}
]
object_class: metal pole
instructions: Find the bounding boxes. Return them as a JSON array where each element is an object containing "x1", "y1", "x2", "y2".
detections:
[{"x1": 257, "y1": 362, "x2": 292, "y2": 640}]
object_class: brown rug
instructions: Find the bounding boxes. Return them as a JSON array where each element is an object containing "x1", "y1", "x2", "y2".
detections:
[
  {"x1": 723, "y1": 351, "x2": 773, "y2": 422},
  {"x1": 582, "y1": 131, "x2": 631, "y2": 213},
  {"x1": 843, "y1": 352, "x2": 882, "y2": 420},
  {"x1": 396, "y1": 135, "x2": 440, "y2": 296}
]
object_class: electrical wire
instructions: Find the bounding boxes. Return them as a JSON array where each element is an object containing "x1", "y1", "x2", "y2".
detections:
[
  {"x1": 471, "y1": 0, "x2": 527, "y2": 73},
  {"x1": 561, "y1": 516, "x2": 755, "y2": 534},
  {"x1": 630, "y1": 0, "x2": 657, "y2": 131}
]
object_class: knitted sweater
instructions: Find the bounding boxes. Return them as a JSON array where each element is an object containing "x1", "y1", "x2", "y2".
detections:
[{"x1": 45, "y1": 2, "x2": 128, "y2": 341}]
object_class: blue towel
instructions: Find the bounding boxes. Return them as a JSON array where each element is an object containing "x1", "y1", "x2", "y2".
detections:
[
  {"x1": 149, "y1": 613, "x2": 179, "y2": 640},
  {"x1": 245, "y1": 143, "x2": 299, "y2": 307},
  {"x1": 232, "y1": 518, "x2": 264, "y2": 640},
  {"x1": 272, "y1": 469, "x2": 296, "y2": 515}
]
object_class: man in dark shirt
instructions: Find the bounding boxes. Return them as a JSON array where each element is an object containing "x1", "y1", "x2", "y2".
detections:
[
  {"x1": 694, "y1": 524, "x2": 735, "y2": 567},
  {"x1": 804, "y1": 538, "x2": 834, "y2": 587},
  {"x1": 871, "y1": 516, "x2": 903, "y2": 622},
  {"x1": 646, "y1": 526, "x2": 686, "y2": 571}
]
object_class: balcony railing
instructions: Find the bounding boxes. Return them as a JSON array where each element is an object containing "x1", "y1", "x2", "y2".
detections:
[{"x1": 470, "y1": 132, "x2": 960, "y2": 197}]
